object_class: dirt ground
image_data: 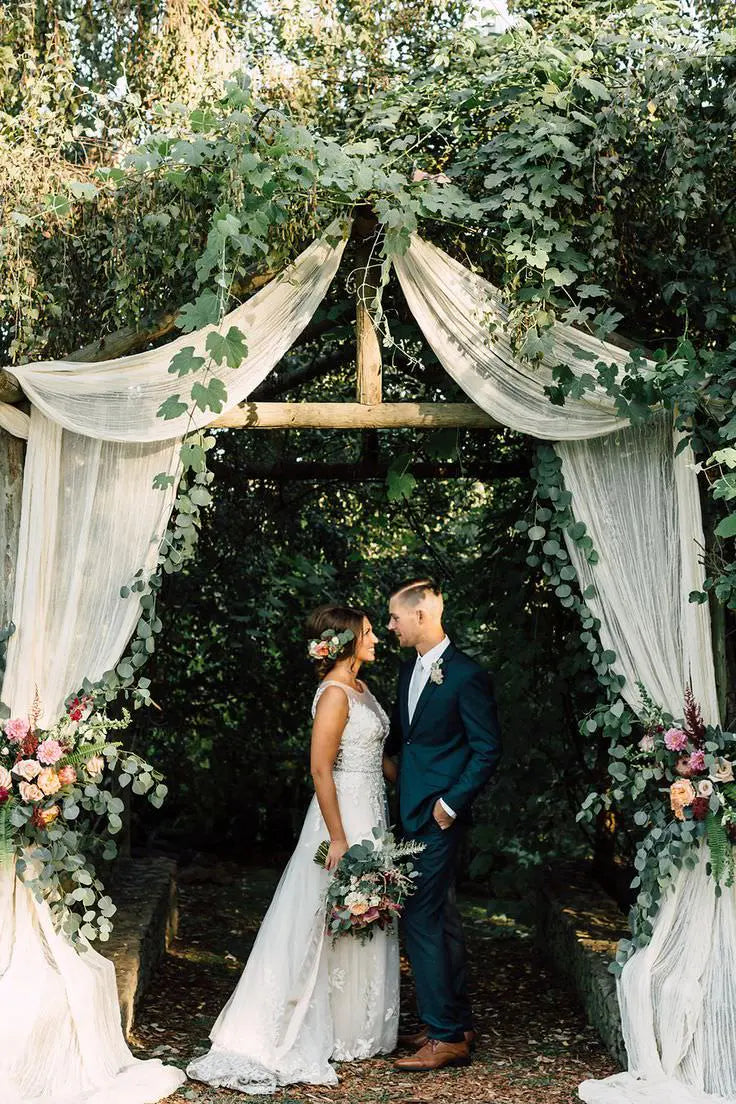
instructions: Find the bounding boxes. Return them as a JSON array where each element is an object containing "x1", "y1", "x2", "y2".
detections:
[{"x1": 130, "y1": 861, "x2": 617, "y2": 1104}]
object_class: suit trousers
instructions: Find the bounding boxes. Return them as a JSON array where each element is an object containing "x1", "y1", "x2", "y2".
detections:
[{"x1": 402, "y1": 820, "x2": 469, "y2": 1042}]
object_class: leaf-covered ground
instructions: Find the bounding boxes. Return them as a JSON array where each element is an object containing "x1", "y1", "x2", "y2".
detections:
[{"x1": 130, "y1": 860, "x2": 617, "y2": 1103}]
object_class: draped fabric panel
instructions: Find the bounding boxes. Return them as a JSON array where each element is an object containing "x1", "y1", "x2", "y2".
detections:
[
  {"x1": 2, "y1": 410, "x2": 180, "y2": 725},
  {"x1": 557, "y1": 420, "x2": 719, "y2": 725},
  {"x1": 393, "y1": 234, "x2": 633, "y2": 440},
  {"x1": 8, "y1": 226, "x2": 348, "y2": 442}
]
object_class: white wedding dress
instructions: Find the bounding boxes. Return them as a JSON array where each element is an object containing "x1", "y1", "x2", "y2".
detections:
[{"x1": 186, "y1": 679, "x2": 400, "y2": 1094}]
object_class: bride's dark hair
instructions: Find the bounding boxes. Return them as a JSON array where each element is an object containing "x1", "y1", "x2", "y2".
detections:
[{"x1": 306, "y1": 604, "x2": 367, "y2": 680}]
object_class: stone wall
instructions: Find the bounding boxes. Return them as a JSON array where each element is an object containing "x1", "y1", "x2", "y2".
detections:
[
  {"x1": 537, "y1": 863, "x2": 629, "y2": 1069},
  {"x1": 101, "y1": 856, "x2": 178, "y2": 1037}
]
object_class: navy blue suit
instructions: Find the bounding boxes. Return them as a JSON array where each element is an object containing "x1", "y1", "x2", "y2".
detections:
[{"x1": 389, "y1": 643, "x2": 500, "y2": 1042}]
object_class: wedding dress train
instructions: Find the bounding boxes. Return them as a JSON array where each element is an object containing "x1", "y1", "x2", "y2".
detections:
[{"x1": 186, "y1": 679, "x2": 400, "y2": 1094}]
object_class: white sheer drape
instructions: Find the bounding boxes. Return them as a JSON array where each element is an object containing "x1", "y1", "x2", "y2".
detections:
[
  {"x1": 557, "y1": 420, "x2": 718, "y2": 725},
  {"x1": 393, "y1": 234, "x2": 633, "y2": 440},
  {"x1": 0, "y1": 224, "x2": 349, "y2": 1104},
  {"x1": 8, "y1": 227, "x2": 348, "y2": 442}
]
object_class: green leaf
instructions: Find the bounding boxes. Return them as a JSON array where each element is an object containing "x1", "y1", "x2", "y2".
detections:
[
  {"x1": 176, "y1": 290, "x2": 220, "y2": 333},
  {"x1": 578, "y1": 74, "x2": 611, "y2": 101},
  {"x1": 191, "y1": 378, "x2": 228, "y2": 414},
  {"x1": 157, "y1": 395, "x2": 188, "y2": 421},
  {"x1": 169, "y1": 347, "x2": 205, "y2": 377},
  {"x1": 206, "y1": 326, "x2": 248, "y2": 369},
  {"x1": 387, "y1": 468, "x2": 417, "y2": 502},
  {"x1": 715, "y1": 514, "x2": 736, "y2": 538}
]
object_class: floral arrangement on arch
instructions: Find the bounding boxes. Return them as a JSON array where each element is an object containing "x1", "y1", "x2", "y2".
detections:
[
  {"x1": 314, "y1": 828, "x2": 425, "y2": 943},
  {"x1": 0, "y1": 691, "x2": 167, "y2": 945},
  {"x1": 578, "y1": 685, "x2": 736, "y2": 970}
]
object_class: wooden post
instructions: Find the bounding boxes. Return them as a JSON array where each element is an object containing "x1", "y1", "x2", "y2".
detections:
[
  {"x1": 0, "y1": 428, "x2": 24, "y2": 631},
  {"x1": 353, "y1": 212, "x2": 382, "y2": 405}
]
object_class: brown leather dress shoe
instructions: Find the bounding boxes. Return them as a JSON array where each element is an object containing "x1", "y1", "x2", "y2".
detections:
[{"x1": 394, "y1": 1038, "x2": 471, "y2": 1071}]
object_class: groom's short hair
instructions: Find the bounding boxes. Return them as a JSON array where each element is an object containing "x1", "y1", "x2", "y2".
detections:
[{"x1": 390, "y1": 577, "x2": 442, "y2": 607}]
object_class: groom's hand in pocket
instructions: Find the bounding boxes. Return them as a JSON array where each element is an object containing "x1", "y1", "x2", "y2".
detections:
[{"x1": 433, "y1": 799, "x2": 455, "y2": 830}]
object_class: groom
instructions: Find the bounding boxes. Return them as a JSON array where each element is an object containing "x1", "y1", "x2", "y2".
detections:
[{"x1": 387, "y1": 578, "x2": 500, "y2": 1072}]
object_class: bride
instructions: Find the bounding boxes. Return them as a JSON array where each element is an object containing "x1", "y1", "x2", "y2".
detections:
[{"x1": 187, "y1": 603, "x2": 400, "y2": 1094}]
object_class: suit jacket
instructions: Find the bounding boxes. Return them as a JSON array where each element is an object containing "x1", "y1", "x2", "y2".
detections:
[{"x1": 387, "y1": 643, "x2": 501, "y2": 834}]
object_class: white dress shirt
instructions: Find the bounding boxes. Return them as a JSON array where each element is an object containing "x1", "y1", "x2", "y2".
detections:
[{"x1": 407, "y1": 636, "x2": 456, "y2": 820}]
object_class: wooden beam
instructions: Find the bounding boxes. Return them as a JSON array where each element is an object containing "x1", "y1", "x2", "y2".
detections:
[
  {"x1": 354, "y1": 216, "x2": 383, "y2": 404},
  {"x1": 209, "y1": 402, "x2": 498, "y2": 430}
]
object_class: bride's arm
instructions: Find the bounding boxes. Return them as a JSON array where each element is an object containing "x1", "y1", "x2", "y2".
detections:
[
  {"x1": 310, "y1": 687, "x2": 350, "y2": 872},
  {"x1": 382, "y1": 755, "x2": 398, "y2": 784}
]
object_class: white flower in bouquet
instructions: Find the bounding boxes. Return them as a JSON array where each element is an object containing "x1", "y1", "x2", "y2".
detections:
[{"x1": 13, "y1": 758, "x2": 42, "y2": 781}]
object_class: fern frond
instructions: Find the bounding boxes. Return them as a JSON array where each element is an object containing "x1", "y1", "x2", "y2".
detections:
[
  {"x1": 706, "y1": 812, "x2": 734, "y2": 887},
  {"x1": 55, "y1": 741, "x2": 109, "y2": 770}
]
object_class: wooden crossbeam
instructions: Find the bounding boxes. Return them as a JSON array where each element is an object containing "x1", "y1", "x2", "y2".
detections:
[{"x1": 209, "y1": 402, "x2": 498, "y2": 430}]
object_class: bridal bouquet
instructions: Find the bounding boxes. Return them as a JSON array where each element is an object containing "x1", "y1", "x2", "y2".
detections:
[
  {"x1": 314, "y1": 827, "x2": 425, "y2": 943},
  {"x1": 0, "y1": 691, "x2": 168, "y2": 944},
  {"x1": 578, "y1": 684, "x2": 736, "y2": 962}
]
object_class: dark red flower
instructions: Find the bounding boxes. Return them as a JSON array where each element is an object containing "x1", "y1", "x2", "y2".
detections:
[
  {"x1": 20, "y1": 733, "x2": 38, "y2": 757},
  {"x1": 727, "y1": 823, "x2": 736, "y2": 843},
  {"x1": 0, "y1": 787, "x2": 9, "y2": 804},
  {"x1": 691, "y1": 797, "x2": 710, "y2": 821}
]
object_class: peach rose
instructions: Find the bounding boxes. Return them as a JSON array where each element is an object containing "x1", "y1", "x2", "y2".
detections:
[
  {"x1": 349, "y1": 901, "x2": 369, "y2": 916},
  {"x1": 57, "y1": 765, "x2": 77, "y2": 786},
  {"x1": 85, "y1": 755, "x2": 105, "y2": 779},
  {"x1": 38, "y1": 805, "x2": 60, "y2": 827},
  {"x1": 12, "y1": 758, "x2": 41, "y2": 781},
  {"x1": 670, "y1": 778, "x2": 696, "y2": 821},
  {"x1": 37, "y1": 768, "x2": 61, "y2": 796},
  {"x1": 0, "y1": 765, "x2": 11, "y2": 790},
  {"x1": 18, "y1": 781, "x2": 43, "y2": 803}
]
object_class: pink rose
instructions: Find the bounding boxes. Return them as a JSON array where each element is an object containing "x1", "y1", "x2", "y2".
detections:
[
  {"x1": 12, "y1": 759, "x2": 41, "y2": 781},
  {"x1": 36, "y1": 739, "x2": 63, "y2": 766},
  {"x1": 37, "y1": 768, "x2": 61, "y2": 796},
  {"x1": 57, "y1": 765, "x2": 77, "y2": 787},
  {"x1": 688, "y1": 749, "x2": 706, "y2": 773},
  {"x1": 85, "y1": 755, "x2": 105, "y2": 779},
  {"x1": 664, "y1": 728, "x2": 689, "y2": 752},
  {"x1": 18, "y1": 781, "x2": 43, "y2": 803},
  {"x1": 4, "y1": 717, "x2": 29, "y2": 744},
  {"x1": 638, "y1": 733, "x2": 655, "y2": 752},
  {"x1": 0, "y1": 765, "x2": 11, "y2": 790}
]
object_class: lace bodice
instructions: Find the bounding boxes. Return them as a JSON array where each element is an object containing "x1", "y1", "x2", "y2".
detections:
[{"x1": 311, "y1": 680, "x2": 390, "y2": 775}]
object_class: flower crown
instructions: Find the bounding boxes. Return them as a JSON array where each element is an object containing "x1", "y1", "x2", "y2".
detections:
[{"x1": 308, "y1": 627, "x2": 355, "y2": 661}]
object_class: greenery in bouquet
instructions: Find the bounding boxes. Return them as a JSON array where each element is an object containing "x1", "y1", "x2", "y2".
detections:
[
  {"x1": 578, "y1": 685, "x2": 736, "y2": 972},
  {"x1": 314, "y1": 828, "x2": 425, "y2": 944},
  {"x1": 0, "y1": 691, "x2": 168, "y2": 945}
]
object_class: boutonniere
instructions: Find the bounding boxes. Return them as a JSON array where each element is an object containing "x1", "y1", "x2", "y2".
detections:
[{"x1": 429, "y1": 658, "x2": 444, "y2": 685}]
